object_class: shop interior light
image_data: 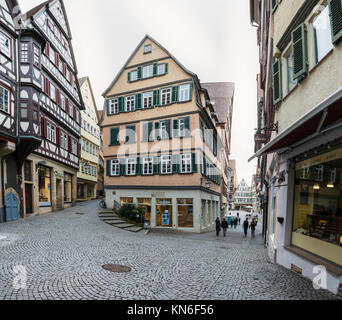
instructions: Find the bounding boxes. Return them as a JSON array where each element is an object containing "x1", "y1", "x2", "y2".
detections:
[
  {"x1": 327, "y1": 182, "x2": 334, "y2": 188},
  {"x1": 313, "y1": 184, "x2": 320, "y2": 190}
]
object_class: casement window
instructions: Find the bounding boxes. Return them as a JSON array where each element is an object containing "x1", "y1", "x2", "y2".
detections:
[
  {"x1": 181, "y1": 154, "x2": 192, "y2": 173},
  {"x1": 33, "y1": 44, "x2": 41, "y2": 68},
  {"x1": 314, "y1": 165, "x2": 324, "y2": 181},
  {"x1": 157, "y1": 64, "x2": 166, "y2": 75},
  {"x1": 143, "y1": 92, "x2": 153, "y2": 109},
  {"x1": 61, "y1": 95, "x2": 65, "y2": 110},
  {"x1": 125, "y1": 125, "x2": 136, "y2": 144},
  {"x1": 143, "y1": 157, "x2": 153, "y2": 175},
  {"x1": 313, "y1": 6, "x2": 333, "y2": 63},
  {"x1": 161, "y1": 155, "x2": 172, "y2": 174},
  {"x1": 142, "y1": 65, "x2": 153, "y2": 79},
  {"x1": 50, "y1": 84, "x2": 56, "y2": 101},
  {"x1": 284, "y1": 50, "x2": 297, "y2": 95},
  {"x1": 130, "y1": 70, "x2": 138, "y2": 82},
  {"x1": 144, "y1": 44, "x2": 152, "y2": 54},
  {"x1": 126, "y1": 96, "x2": 135, "y2": 112},
  {"x1": 126, "y1": 158, "x2": 136, "y2": 176},
  {"x1": 72, "y1": 139, "x2": 78, "y2": 155},
  {"x1": 161, "y1": 121, "x2": 168, "y2": 139},
  {"x1": 0, "y1": 84, "x2": 10, "y2": 113},
  {"x1": 179, "y1": 118, "x2": 185, "y2": 137},
  {"x1": 47, "y1": 122, "x2": 56, "y2": 143},
  {"x1": 69, "y1": 104, "x2": 74, "y2": 118},
  {"x1": 60, "y1": 131, "x2": 68, "y2": 150},
  {"x1": 0, "y1": 32, "x2": 11, "y2": 58},
  {"x1": 21, "y1": 43, "x2": 29, "y2": 63},
  {"x1": 179, "y1": 84, "x2": 191, "y2": 102},
  {"x1": 161, "y1": 88, "x2": 171, "y2": 105},
  {"x1": 49, "y1": 46, "x2": 55, "y2": 63}
]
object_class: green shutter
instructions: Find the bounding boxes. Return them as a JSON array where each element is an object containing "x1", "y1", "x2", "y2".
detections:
[
  {"x1": 172, "y1": 154, "x2": 180, "y2": 173},
  {"x1": 148, "y1": 122, "x2": 153, "y2": 141},
  {"x1": 272, "y1": 0, "x2": 278, "y2": 14},
  {"x1": 142, "y1": 123, "x2": 148, "y2": 142},
  {"x1": 153, "y1": 63, "x2": 158, "y2": 76},
  {"x1": 166, "y1": 120, "x2": 171, "y2": 139},
  {"x1": 106, "y1": 160, "x2": 111, "y2": 176},
  {"x1": 120, "y1": 161, "x2": 126, "y2": 176},
  {"x1": 165, "y1": 63, "x2": 169, "y2": 74},
  {"x1": 153, "y1": 156, "x2": 160, "y2": 174},
  {"x1": 127, "y1": 72, "x2": 131, "y2": 83},
  {"x1": 203, "y1": 157, "x2": 207, "y2": 175},
  {"x1": 173, "y1": 119, "x2": 179, "y2": 138},
  {"x1": 137, "y1": 67, "x2": 142, "y2": 80},
  {"x1": 329, "y1": 0, "x2": 342, "y2": 44},
  {"x1": 188, "y1": 83, "x2": 193, "y2": 101},
  {"x1": 106, "y1": 99, "x2": 110, "y2": 115},
  {"x1": 118, "y1": 97, "x2": 125, "y2": 113},
  {"x1": 155, "y1": 122, "x2": 161, "y2": 140},
  {"x1": 110, "y1": 127, "x2": 120, "y2": 146},
  {"x1": 172, "y1": 86, "x2": 179, "y2": 103},
  {"x1": 292, "y1": 23, "x2": 308, "y2": 81},
  {"x1": 192, "y1": 153, "x2": 197, "y2": 173},
  {"x1": 135, "y1": 93, "x2": 142, "y2": 110},
  {"x1": 126, "y1": 125, "x2": 136, "y2": 144},
  {"x1": 185, "y1": 117, "x2": 190, "y2": 137},
  {"x1": 136, "y1": 157, "x2": 141, "y2": 175},
  {"x1": 153, "y1": 90, "x2": 160, "y2": 106},
  {"x1": 272, "y1": 59, "x2": 282, "y2": 105}
]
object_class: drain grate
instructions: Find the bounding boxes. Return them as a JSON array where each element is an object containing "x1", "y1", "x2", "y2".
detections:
[
  {"x1": 102, "y1": 264, "x2": 132, "y2": 273},
  {"x1": 75, "y1": 212, "x2": 85, "y2": 215}
]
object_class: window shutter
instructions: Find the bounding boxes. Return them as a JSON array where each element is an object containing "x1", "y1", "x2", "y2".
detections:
[
  {"x1": 189, "y1": 83, "x2": 193, "y2": 101},
  {"x1": 166, "y1": 120, "x2": 171, "y2": 139},
  {"x1": 136, "y1": 157, "x2": 142, "y2": 175},
  {"x1": 77, "y1": 142, "x2": 81, "y2": 158},
  {"x1": 65, "y1": 98, "x2": 69, "y2": 114},
  {"x1": 192, "y1": 153, "x2": 197, "y2": 173},
  {"x1": 106, "y1": 99, "x2": 110, "y2": 115},
  {"x1": 135, "y1": 93, "x2": 142, "y2": 110},
  {"x1": 173, "y1": 119, "x2": 179, "y2": 138},
  {"x1": 126, "y1": 125, "x2": 136, "y2": 143},
  {"x1": 68, "y1": 136, "x2": 72, "y2": 153},
  {"x1": 148, "y1": 122, "x2": 153, "y2": 141},
  {"x1": 155, "y1": 122, "x2": 161, "y2": 140},
  {"x1": 41, "y1": 118, "x2": 46, "y2": 138},
  {"x1": 137, "y1": 67, "x2": 142, "y2": 80},
  {"x1": 165, "y1": 63, "x2": 169, "y2": 74},
  {"x1": 142, "y1": 122, "x2": 148, "y2": 142},
  {"x1": 153, "y1": 63, "x2": 158, "y2": 76},
  {"x1": 185, "y1": 117, "x2": 191, "y2": 137},
  {"x1": 173, "y1": 154, "x2": 180, "y2": 173},
  {"x1": 153, "y1": 156, "x2": 160, "y2": 174},
  {"x1": 329, "y1": 0, "x2": 342, "y2": 44},
  {"x1": 118, "y1": 97, "x2": 124, "y2": 113},
  {"x1": 292, "y1": 23, "x2": 308, "y2": 81},
  {"x1": 272, "y1": 0, "x2": 278, "y2": 13},
  {"x1": 73, "y1": 105, "x2": 76, "y2": 120},
  {"x1": 56, "y1": 127, "x2": 60, "y2": 146},
  {"x1": 203, "y1": 157, "x2": 207, "y2": 175},
  {"x1": 272, "y1": 59, "x2": 282, "y2": 105},
  {"x1": 45, "y1": 42, "x2": 50, "y2": 56},
  {"x1": 127, "y1": 72, "x2": 131, "y2": 83},
  {"x1": 106, "y1": 160, "x2": 111, "y2": 176},
  {"x1": 120, "y1": 161, "x2": 125, "y2": 176},
  {"x1": 172, "y1": 86, "x2": 179, "y2": 103},
  {"x1": 110, "y1": 127, "x2": 120, "y2": 146},
  {"x1": 153, "y1": 90, "x2": 160, "y2": 106}
]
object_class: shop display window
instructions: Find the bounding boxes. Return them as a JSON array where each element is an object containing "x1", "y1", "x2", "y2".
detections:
[
  {"x1": 121, "y1": 197, "x2": 133, "y2": 206},
  {"x1": 38, "y1": 166, "x2": 52, "y2": 207},
  {"x1": 138, "y1": 198, "x2": 152, "y2": 225},
  {"x1": 156, "y1": 199, "x2": 172, "y2": 227},
  {"x1": 177, "y1": 199, "x2": 194, "y2": 228},
  {"x1": 64, "y1": 173, "x2": 72, "y2": 203}
]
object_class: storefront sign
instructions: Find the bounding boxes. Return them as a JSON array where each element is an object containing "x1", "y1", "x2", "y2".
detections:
[
  {"x1": 54, "y1": 171, "x2": 64, "y2": 178},
  {"x1": 152, "y1": 192, "x2": 165, "y2": 198},
  {"x1": 296, "y1": 147, "x2": 342, "y2": 169},
  {"x1": 254, "y1": 133, "x2": 267, "y2": 143}
]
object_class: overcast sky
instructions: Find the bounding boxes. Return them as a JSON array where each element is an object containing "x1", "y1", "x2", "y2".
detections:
[{"x1": 19, "y1": 0, "x2": 259, "y2": 186}]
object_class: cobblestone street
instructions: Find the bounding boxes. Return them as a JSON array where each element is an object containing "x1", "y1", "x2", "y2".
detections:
[{"x1": 0, "y1": 201, "x2": 340, "y2": 300}]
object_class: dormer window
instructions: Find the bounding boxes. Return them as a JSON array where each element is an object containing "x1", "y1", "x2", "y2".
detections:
[{"x1": 144, "y1": 44, "x2": 152, "y2": 54}]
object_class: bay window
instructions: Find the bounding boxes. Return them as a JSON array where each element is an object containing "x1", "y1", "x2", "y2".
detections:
[{"x1": 0, "y1": 84, "x2": 10, "y2": 113}]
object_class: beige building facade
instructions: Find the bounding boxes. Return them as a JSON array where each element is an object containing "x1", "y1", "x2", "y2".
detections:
[
  {"x1": 250, "y1": 0, "x2": 342, "y2": 295},
  {"x1": 101, "y1": 35, "x2": 232, "y2": 233}
]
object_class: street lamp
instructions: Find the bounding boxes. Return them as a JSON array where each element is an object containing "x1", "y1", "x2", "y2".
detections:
[{"x1": 205, "y1": 180, "x2": 211, "y2": 189}]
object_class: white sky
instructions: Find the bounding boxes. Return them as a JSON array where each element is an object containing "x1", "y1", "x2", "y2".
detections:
[{"x1": 19, "y1": 0, "x2": 259, "y2": 185}]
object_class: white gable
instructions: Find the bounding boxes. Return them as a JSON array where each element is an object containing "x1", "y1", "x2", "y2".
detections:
[
  {"x1": 0, "y1": 0, "x2": 15, "y2": 29},
  {"x1": 49, "y1": 0, "x2": 69, "y2": 37}
]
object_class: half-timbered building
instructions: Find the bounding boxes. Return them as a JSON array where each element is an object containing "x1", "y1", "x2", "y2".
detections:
[
  {"x1": 0, "y1": 0, "x2": 19, "y2": 223},
  {"x1": 18, "y1": 0, "x2": 84, "y2": 216}
]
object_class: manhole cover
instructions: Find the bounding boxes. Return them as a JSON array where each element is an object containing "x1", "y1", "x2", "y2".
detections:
[
  {"x1": 102, "y1": 264, "x2": 132, "y2": 273},
  {"x1": 75, "y1": 212, "x2": 85, "y2": 215}
]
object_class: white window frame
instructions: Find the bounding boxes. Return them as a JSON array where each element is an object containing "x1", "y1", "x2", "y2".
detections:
[
  {"x1": 0, "y1": 84, "x2": 10, "y2": 114},
  {"x1": 126, "y1": 96, "x2": 135, "y2": 112},
  {"x1": 161, "y1": 88, "x2": 171, "y2": 106},
  {"x1": 72, "y1": 138, "x2": 78, "y2": 155},
  {"x1": 20, "y1": 42, "x2": 29, "y2": 63},
  {"x1": 0, "y1": 32, "x2": 11, "y2": 58},
  {"x1": 181, "y1": 154, "x2": 192, "y2": 173},
  {"x1": 157, "y1": 64, "x2": 166, "y2": 75},
  {"x1": 142, "y1": 65, "x2": 153, "y2": 79},
  {"x1": 143, "y1": 157, "x2": 153, "y2": 175},
  {"x1": 179, "y1": 118, "x2": 185, "y2": 137},
  {"x1": 161, "y1": 155, "x2": 172, "y2": 175},
  {"x1": 50, "y1": 84, "x2": 56, "y2": 101},
  {"x1": 143, "y1": 92, "x2": 153, "y2": 109},
  {"x1": 126, "y1": 158, "x2": 136, "y2": 176},
  {"x1": 61, "y1": 131, "x2": 68, "y2": 150},
  {"x1": 179, "y1": 84, "x2": 190, "y2": 102},
  {"x1": 144, "y1": 44, "x2": 152, "y2": 54},
  {"x1": 47, "y1": 122, "x2": 56, "y2": 143},
  {"x1": 111, "y1": 159, "x2": 120, "y2": 176},
  {"x1": 130, "y1": 70, "x2": 138, "y2": 82},
  {"x1": 33, "y1": 44, "x2": 40, "y2": 68},
  {"x1": 69, "y1": 104, "x2": 73, "y2": 117},
  {"x1": 61, "y1": 94, "x2": 65, "y2": 110}
]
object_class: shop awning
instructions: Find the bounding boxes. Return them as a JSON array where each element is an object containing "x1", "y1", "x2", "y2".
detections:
[{"x1": 248, "y1": 87, "x2": 342, "y2": 162}]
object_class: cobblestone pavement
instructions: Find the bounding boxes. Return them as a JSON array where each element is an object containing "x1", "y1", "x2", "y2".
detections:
[{"x1": 0, "y1": 201, "x2": 340, "y2": 300}]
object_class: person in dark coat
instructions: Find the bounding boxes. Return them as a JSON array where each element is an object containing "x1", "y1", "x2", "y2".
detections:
[
  {"x1": 243, "y1": 218, "x2": 249, "y2": 237},
  {"x1": 215, "y1": 217, "x2": 221, "y2": 237},
  {"x1": 221, "y1": 218, "x2": 228, "y2": 237},
  {"x1": 250, "y1": 219, "x2": 257, "y2": 238},
  {"x1": 234, "y1": 218, "x2": 238, "y2": 229},
  {"x1": 230, "y1": 218, "x2": 234, "y2": 229}
]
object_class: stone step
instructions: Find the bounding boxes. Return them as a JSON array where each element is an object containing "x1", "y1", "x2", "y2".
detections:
[
  {"x1": 125, "y1": 226, "x2": 143, "y2": 233},
  {"x1": 99, "y1": 212, "x2": 117, "y2": 216},
  {"x1": 98, "y1": 210, "x2": 115, "y2": 214},
  {"x1": 101, "y1": 216, "x2": 119, "y2": 220},
  {"x1": 113, "y1": 223, "x2": 134, "y2": 229},
  {"x1": 105, "y1": 220, "x2": 125, "y2": 224}
]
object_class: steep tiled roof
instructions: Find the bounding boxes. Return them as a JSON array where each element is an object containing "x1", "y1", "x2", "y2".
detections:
[
  {"x1": 201, "y1": 82, "x2": 235, "y2": 124},
  {"x1": 24, "y1": 0, "x2": 53, "y2": 19}
]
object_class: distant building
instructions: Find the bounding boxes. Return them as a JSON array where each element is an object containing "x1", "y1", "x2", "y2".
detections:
[
  {"x1": 228, "y1": 160, "x2": 237, "y2": 210},
  {"x1": 234, "y1": 179, "x2": 254, "y2": 212}
]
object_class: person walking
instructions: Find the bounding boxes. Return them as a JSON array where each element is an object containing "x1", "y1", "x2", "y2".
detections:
[
  {"x1": 250, "y1": 219, "x2": 257, "y2": 238},
  {"x1": 230, "y1": 218, "x2": 234, "y2": 229},
  {"x1": 234, "y1": 218, "x2": 238, "y2": 229},
  {"x1": 243, "y1": 218, "x2": 249, "y2": 237},
  {"x1": 221, "y1": 218, "x2": 228, "y2": 237},
  {"x1": 215, "y1": 217, "x2": 221, "y2": 237},
  {"x1": 238, "y1": 218, "x2": 241, "y2": 226}
]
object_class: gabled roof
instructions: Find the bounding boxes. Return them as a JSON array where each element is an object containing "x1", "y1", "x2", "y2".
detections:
[
  {"x1": 78, "y1": 76, "x2": 99, "y2": 122},
  {"x1": 201, "y1": 82, "x2": 235, "y2": 124},
  {"x1": 102, "y1": 34, "x2": 200, "y2": 97},
  {"x1": 24, "y1": 0, "x2": 53, "y2": 19}
]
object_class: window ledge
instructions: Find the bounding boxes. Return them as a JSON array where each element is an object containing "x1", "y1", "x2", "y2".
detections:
[
  {"x1": 284, "y1": 245, "x2": 342, "y2": 276},
  {"x1": 308, "y1": 48, "x2": 334, "y2": 75}
]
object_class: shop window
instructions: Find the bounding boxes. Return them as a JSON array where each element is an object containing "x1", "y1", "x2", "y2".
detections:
[
  {"x1": 293, "y1": 147, "x2": 342, "y2": 266},
  {"x1": 24, "y1": 160, "x2": 32, "y2": 182},
  {"x1": 64, "y1": 173, "x2": 72, "y2": 203},
  {"x1": 156, "y1": 199, "x2": 172, "y2": 227},
  {"x1": 121, "y1": 197, "x2": 133, "y2": 206},
  {"x1": 177, "y1": 199, "x2": 194, "y2": 228},
  {"x1": 138, "y1": 198, "x2": 152, "y2": 225},
  {"x1": 38, "y1": 166, "x2": 51, "y2": 207}
]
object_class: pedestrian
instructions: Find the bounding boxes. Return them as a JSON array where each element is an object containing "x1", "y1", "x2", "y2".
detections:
[
  {"x1": 215, "y1": 217, "x2": 221, "y2": 237},
  {"x1": 230, "y1": 218, "x2": 234, "y2": 229},
  {"x1": 250, "y1": 219, "x2": 257, "y2": 238},
  {"x1": 234, "y1": 218, "x2": 237, "y2": 229},
  {"x1": 238, "y1": 218, "x2": 241, "y2": 226},
  {"x1": 221, "y1": 218, "x2": 228, "y2": 237},
  {"x1": 243, "y1": 218, "x2": 249, "y2": 237}
]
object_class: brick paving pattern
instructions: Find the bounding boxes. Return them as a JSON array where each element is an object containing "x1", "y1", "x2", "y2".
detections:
[{"x1": 0, "y1": 201, "x2": 340, "y2": 300}]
